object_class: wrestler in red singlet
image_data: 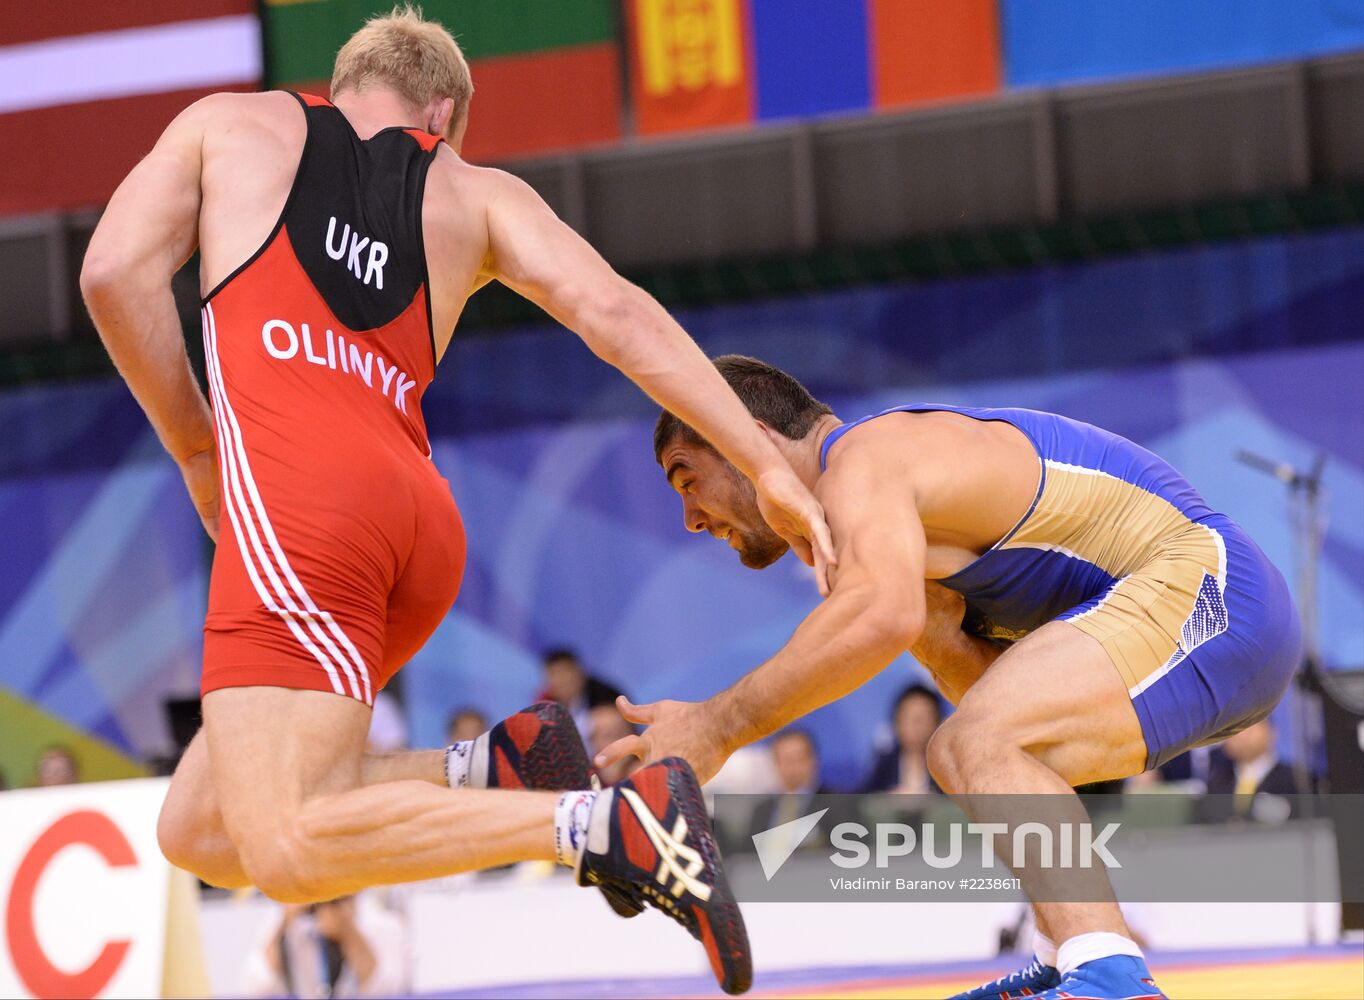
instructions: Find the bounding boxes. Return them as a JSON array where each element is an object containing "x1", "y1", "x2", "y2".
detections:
[{"x1": 201, "y1": 92, "x2": 464, "y2": 705}]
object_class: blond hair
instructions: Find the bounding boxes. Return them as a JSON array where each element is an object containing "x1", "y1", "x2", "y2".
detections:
[{"x1": 331, "y1": 5, "x2": 473, "y2": 118}]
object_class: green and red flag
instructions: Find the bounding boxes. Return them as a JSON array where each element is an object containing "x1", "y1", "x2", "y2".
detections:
[{"x1": 262, "y1": 0, "x2": 623, "y2": 162}]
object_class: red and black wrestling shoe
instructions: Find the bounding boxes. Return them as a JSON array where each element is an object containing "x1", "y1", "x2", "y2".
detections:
[
  {"x1": 479, "y1": 701, "x2": 591, "y2": 792},
  {"x1": 576, "y1": 757, "x2": 752, "y2": 995},
  {"x1": 473, "y1": 702, "x2": 644, "y2": 918}
]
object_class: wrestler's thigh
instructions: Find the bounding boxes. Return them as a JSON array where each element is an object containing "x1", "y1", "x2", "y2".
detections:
[
  {"x1": 954, "y1": 620, "x2": 1148, "y2": 785},
  {"x1": 157, "y1": 731, "x2": 251, "y2": 885},
  {"x1": 201, "y1": 686, "x2": 371, "y2": 857}
]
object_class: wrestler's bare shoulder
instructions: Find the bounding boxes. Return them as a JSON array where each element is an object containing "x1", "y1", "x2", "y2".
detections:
[
  {"x1": 168, "y1": 91, "x2": 300, "y2": 143},
  {"x1": 422, "y1": 145, "x2": 537, "y2": 215}
]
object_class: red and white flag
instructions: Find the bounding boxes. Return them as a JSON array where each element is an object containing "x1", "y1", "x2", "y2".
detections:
[{"x1": 0, "y1": 1, "x2": 262, "y2": 216}]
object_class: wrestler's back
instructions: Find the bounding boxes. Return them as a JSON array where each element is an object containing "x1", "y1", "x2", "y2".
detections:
[{"x1": 196, "y1": 91, "x2": 488, "y2": 359}]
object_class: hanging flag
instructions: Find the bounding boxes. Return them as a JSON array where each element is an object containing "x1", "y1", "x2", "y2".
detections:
[
  {"x1": 868, "y1": 0, "x2": 1001, "y2": 109},
  {"x1": 262, "y1": 0, "x2": 622, "y2": 163},
  {"x1": 749, "y1": 0, "x2": 870, "y2": 122},
  {"x1": 627, "y1": 0, "x2": 754, "y2": 136},
  {"x1": 628, "y1": 0, "x2": 1001, "y2": 137},
  {"x1": 0, "y1": 1, "x2": 262, "y2": 216}
]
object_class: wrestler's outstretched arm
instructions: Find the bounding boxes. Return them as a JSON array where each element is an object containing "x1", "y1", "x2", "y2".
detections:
[
  {"x1": 481, "y1": 172, "x2": 835, "y2": 589},
  {"x1": 598, "y1": 425, "x2": 927, "y2": 783},
  {"x1": 81, "y1": 97, "x2": 220, "y2": 539},
  {"x1": 911, "y1": 582, "x2": 1006, "y2": 705}
]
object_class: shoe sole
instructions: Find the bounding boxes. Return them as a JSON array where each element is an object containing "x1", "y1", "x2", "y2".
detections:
[
  {"x1": 493, "y1": 702, "x2": 592, "y2": 791},
  {"x1": 661, "y1": 758, "x2": 752, "y2": 995}
]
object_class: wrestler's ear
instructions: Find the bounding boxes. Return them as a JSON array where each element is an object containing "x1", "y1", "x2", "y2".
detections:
[
  {"x1": 428, "y1": 96, "x2": 456, "y2": 136},
  {"x1": 754, "y1": 419, "x2": 781, "y2": 444}
]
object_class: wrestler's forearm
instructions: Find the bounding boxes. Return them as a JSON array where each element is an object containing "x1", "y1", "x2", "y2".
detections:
[
  {"x1": 82, "y1": 271, "x2": 214, "y2": 462},
  {"x1": 912, "y1": 630, "x2": 1004, "y2": 706},
  {"x1": 362, "y1": 748, "x2": 444, "y2": 786},
  {"x1": 579, "y1": 284, "x2": 789, "y2": 483},
  {"x1": 707, "y1": 587, "x2": 917, "y2": 752}
]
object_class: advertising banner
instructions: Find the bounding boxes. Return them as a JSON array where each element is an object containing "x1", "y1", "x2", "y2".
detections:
[{"x1": 0, "y1": 778, "x2": 203, "y2": 1000}]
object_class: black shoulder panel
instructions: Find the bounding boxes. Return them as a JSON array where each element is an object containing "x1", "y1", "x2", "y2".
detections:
[{"x1": 284, "y1": 100, "x2": 438, "y2": 332}]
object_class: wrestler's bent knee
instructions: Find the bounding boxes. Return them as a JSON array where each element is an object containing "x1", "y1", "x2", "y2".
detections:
[
  {"x1": 926, "y1": 710, "x2": 1024, "y2": 793},
  {"x1": 157, "y1": 799, "x2": 209, "y2": 874},
  {"x1": 157, "y1": 819, "x2": 244, "y2": 889},
  {"x1": 239, "y1": 824, "x2": 330, "y2": 903},
  {"x1": 925, "y1": 715, "x2": 974, "y2": 792}
]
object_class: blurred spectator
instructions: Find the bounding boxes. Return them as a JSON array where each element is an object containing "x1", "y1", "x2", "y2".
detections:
[
  {"x1": 863, "y1": 683, "x2": 943, "y2": 794},
  {"x1": 1199, "y1": 718, "x2": 1305, "y2": 822},
  {"x1": 1125, "y1": 747, "x2": 1205, "y2": 791},
  {"x1": 35, "y1": 744, "x2": 79, "y2": 787},
  {"x1": 446, "y1": 707, "x2": 489, "y2": 746},
  {"x1": 244, "y1": 893, "x2": 408, "y2": 998},
  {"x1": 589, "y1": 703, "x2": 640, "y2": 787},
  {"x1": 770, "y1": 728, "x2": 828, "y2": 797},
  {"x1": 540, "y1": 647, "x2": 623, "y2": 743},
  {"x1": 746, "y1": 729, "x2": 838, "y2": 850}
]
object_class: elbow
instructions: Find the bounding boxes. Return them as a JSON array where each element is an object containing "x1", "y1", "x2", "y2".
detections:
[
  {"x1": 862, "y1": 600, "x2": 924, "y2": 654},
  {"x1": 79, "y1": 249, "x2": 129, "y2": 308},
  {"x1": 574, "y1": 282, "x2": 647, "y2": 365}
]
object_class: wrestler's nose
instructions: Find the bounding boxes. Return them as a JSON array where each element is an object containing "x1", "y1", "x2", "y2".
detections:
[{"x1": 684, "y1": 500, "x2": 706, "y2": 534}]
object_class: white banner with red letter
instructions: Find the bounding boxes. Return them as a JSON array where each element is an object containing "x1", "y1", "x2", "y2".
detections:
[{"x1": 0, "y1": 777, "x2": 201, "y2": 1000}]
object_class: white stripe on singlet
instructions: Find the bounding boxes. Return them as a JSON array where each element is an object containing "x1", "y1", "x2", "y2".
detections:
[{"x1": 202, "y1": 305, "x2": 372, "y2": 703}]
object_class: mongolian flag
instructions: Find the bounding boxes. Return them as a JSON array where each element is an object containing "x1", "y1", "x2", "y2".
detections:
[
  {"x1": 628, "y1": 0, "x2": 754, "y2": 135},
  {"x1": 626, "y1": 0, "x2": 1002, "y2": 137}
]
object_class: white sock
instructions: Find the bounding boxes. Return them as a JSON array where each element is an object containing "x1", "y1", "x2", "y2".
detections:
[
  {"x1": 1033, "y1": 930, "x2": 1059, "y2": 967},
  {"x1": 1057, "y1": 931, "x2": 1143, "y2": 976},
  {"x1": 554, "y1": 790, "x2": 598, "y2": 868},
  {"x1": 445, "y1": 733, "x2": 489, "y2": 788}
]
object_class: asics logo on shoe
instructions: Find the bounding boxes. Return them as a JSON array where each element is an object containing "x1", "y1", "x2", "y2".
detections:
[{"x1": 619, "y1": 787, "x2": 712, "y2": 902}]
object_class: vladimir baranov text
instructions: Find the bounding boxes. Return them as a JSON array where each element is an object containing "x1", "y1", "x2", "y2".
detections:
[{"x1": 709, "y1": 793, "x2": 1363, "y2": 904}]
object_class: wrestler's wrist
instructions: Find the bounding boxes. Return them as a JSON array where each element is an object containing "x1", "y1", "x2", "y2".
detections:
[
  {"x1": 706, "y1": 690, "x2": 757, "y2": 756},
  {"x1": 169, "y1": 428, "x2": 216, "y2": 466}
]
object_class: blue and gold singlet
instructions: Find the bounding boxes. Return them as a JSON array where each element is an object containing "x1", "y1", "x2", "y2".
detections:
[{"x1": 821, "y1": 404, "x2": 1301, "y2": 770}]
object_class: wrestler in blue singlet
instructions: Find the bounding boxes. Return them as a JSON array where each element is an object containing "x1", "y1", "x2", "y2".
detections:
[{"x1": 821, "y1": 404, "x2": 1301, "y2": 770}]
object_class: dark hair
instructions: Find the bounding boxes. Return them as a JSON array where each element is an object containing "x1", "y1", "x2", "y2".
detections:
[
  {"x1": 772, "y1": 726, "x2": 819, "y2": 757},
  {"x1": 894, "y1": 683, "x2": 945, "y2": 724},
  {"x1": 653, "y1": 355, "x2": 833, "y2": 463},
  {"x1": 447, "y1": 705, "x2": 488, "y2": 727},
  {"x1": 542, "y1": 647, "x2": 582, "y2": 668}
]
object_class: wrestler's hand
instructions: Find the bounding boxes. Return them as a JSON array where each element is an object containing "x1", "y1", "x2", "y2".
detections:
[
  {"x1": 596, "y1": 696, "x2": 731, "y2": 786},
  {"x1": 754, "y1": 466, "x2": 838, "y2": 597},
  {"x1": 177, "y1": 443, "x2": 221, "y2": 543},
  {"x1": 909, "y1": 581, "x2": 966, "y2": 664}
]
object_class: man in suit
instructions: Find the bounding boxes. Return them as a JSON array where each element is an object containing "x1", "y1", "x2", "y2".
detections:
[
  {"x1": 747, "y1": 729, "x2": 834, "y2": 846},
  {"x1": 1200, "y1": 717, "x2": 1305, "y2": 822}
]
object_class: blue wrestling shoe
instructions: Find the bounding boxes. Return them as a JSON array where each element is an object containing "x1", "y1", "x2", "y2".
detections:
[
  {"x1": 1033, "y1": 955, "x2": 1166, "y2": 999},
  {"x1": 948, "y1": 955, "x2": 1060, "y2": 999}
]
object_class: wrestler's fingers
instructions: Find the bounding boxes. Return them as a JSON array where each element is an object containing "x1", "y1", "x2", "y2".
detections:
[
  {"x1": 596, "y1": 733, "x2": 649, "y2": 768},
  {"x1": 782, "y1": 529, "x2": 815, "y2": 567},
  {"x1": 806, "y1": 504, "x2": 838, "y2": 573},
  {"x1": 616, "y1": 695, "x2": 658, "y2": 725},
  {"x1": 814, "y1": 544, "x2": 831, "y2": 598}
]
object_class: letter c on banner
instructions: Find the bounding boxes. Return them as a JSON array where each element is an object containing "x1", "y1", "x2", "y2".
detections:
[{"x1": 6, "y1": 810, "x2": 136, "y2": 999}]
